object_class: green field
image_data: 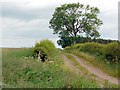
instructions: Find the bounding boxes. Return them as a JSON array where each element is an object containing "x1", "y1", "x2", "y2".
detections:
[
  {"x1": 1, "y1": 40, "x2": 119, "y2": 88},
  {"x1": 2, "y1": 48, "x2": 101, "y2": 88}
]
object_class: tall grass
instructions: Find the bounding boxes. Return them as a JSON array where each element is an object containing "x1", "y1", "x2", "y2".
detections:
[
  {"x1": 3, "y1": 40, "x2": 118, "y2": 88},
  {"x1": 2, "y1": 48, "x2": 64, "y2": 88},
  {"x1": 2, "y1": 48, "x2": 100, "y2": 88}
]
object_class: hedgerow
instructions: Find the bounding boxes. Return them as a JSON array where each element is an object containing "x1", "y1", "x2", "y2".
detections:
[{"x1": 65, "y1": 42, "x2": 119, "y2": 62}]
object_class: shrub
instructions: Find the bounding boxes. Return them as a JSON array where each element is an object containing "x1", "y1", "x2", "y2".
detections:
[
  {"x1": 71, "y1": 44, "x2": 83, "y2": 49},
  {"x1": 102, "y1": 42, "x2": 120, "y2": 62},
  {"x1": 64, "y1": 41, "x2": 120, "y2": 62},
  {"x1": 34, "y1": 39, "x2": 56, "y2": 54},
  {"x1": 79, "y1": 42, "x2": 103, "y2": 55},
  {"x1": 33, "y1": 40, "x2": 56, "y2": 62}
]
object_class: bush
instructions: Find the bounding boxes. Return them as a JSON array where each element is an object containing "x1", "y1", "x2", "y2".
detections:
[
  {"x1": 79, "y1": 42, "x2": 103, "y2": 55},
  {"x1": 71, "y1": 44, "x2": 83, "y2": 49},
  {"x1": 33, "y1": 40, "x2": 56, "y2": 62},
  {"x1": 64, "y1": 42, "x2": 120, "y2": 62},
  {"x1": 102, "y1": 42, "x2": 120, "y2": 62},
  {"x1": 35, "y1": 39, "x2": 56, "y2": 54}
]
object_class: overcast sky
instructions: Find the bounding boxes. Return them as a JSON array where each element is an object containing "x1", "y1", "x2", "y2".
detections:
[{"x1": 0, "y1": 0, "x2": 119, "y2": 48}]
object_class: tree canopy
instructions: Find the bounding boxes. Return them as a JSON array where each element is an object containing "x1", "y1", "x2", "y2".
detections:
[{"x1": 49, "y1": 3, "x2": 103, "y2": 47}]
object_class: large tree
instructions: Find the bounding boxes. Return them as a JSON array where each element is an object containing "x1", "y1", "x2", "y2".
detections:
[{"x1": 49, "y1": 3, "x2": 103, "y2": 46}]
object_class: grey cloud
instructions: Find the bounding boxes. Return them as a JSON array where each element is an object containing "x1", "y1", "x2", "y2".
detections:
[
  {"x1": 2, "y1": 2, "x2": 56, "y2": 21},
  {"x1": 100, "y1": 27, "x2": 118, "y2": 40},
  {"x1": 2, "y1": 18, "x2": 57, "y2": 40},
  {"x1": 98, "y1": 7, "x2": 118, "y2": 40},
  {"x1": 3, "y1": 29, "x2": 57, "y2": 39}
]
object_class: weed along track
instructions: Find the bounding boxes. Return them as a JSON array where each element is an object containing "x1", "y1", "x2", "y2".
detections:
[
  {"x1": 63, "y1": 54, "x2": 119, "y2": 86},
  {"x1": 62, "y1": 55, "x2": 80, "y2": 75}
]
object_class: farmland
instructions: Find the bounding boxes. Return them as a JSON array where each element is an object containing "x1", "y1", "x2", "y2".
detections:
[{"x1": 2, "y1": 40, "x2": 119, "y2": 88}]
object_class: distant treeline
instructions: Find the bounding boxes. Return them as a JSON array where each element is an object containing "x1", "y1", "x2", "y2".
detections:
[
  {"x1": 57, "y1": 36, "x2": 119, "y2": 48},
  {"x1": 78, "y1": 37, "x2": 119, "y2": 44}
]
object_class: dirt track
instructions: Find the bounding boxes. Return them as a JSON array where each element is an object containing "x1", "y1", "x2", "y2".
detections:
[{"x1": 62, "y1": 54, "x2": 119, "y2": 85}]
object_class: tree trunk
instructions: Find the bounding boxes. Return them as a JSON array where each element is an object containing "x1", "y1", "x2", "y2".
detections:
[
  {"x1": 73, "y1": 33, "x2": 77, "y2": 44},
  {"x1": 72, "y1": 19, "x2": 77, "y2": 45},
  {"x1": 73, "y1": 37, "x2": 76, "y2": 44}
]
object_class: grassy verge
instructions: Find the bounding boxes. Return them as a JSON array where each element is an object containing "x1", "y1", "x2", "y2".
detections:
[
  {"x1": 2, "y1": 48, "x2": 64, "y2": 88},
  {"x1": 2, "y1": 48, "x2": 101, "y2": 88}
]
